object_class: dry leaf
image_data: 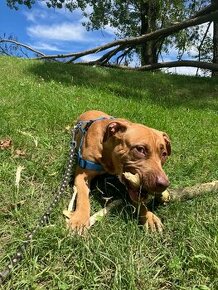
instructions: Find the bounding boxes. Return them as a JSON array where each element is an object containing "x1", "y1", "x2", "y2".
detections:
[
  {"x1": 0, "y1": 138, "x2": 12, "y2": 150},
  {"x1": 15, "y1": 165, "x2": 25, "y2": 188},
  {"x1": 2, "y1": 200, "x2": 26, "y2": 213},
  {"x1": 14, "y1": 149, "x2": 26, "y2": 158},
  {"x1": 65, "y1": 125, "x2": 71, "y2": 133}
]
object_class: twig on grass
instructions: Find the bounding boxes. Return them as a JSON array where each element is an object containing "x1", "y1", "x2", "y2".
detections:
[
  {"x1": 89, "y1": 199, "x2": 123, "y2": 228},
  {"x1": 169, "y1": 180, "x2": 218, "y2": 202},
  {"x1": 63, "y1": 180, "x2": 218, "y2": 229},
  {"x1": 15, "y1": 166, "x2": 25, "y2": 189},
  {"x1": 18, "y1": 130, "x2": 38, "y2": 147},
  {"x1": 63, "y1": 185, "x2": 122, "y2": 228}
]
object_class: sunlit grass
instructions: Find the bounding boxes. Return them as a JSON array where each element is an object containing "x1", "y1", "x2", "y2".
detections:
[{"x1": 0, "y1": 56, "x2": 217, "y2": 289}]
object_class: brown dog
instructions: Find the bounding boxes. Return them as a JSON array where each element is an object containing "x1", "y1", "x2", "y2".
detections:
[{"x1": 67, "y1": 110, "x2": 171, "y2": 233}]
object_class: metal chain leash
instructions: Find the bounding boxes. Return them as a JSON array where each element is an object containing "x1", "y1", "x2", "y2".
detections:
[{"x1": 0, "y1": 124, "x2": 79, "y2": 285}]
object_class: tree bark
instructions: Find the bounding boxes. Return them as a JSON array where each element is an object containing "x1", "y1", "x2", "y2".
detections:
[
  {"x1": 101, "y1": 60, "x2": 218, "y2": 72},
  {"x1": 140, "y1": 1, "x2": 159, "y2": 65}
]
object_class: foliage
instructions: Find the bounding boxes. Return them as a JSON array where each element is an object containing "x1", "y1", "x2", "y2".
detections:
[
  {"x1": 5, "y1": 0, "x2": 214, "y2": 65},
  {"x1": 0, "y1": 56, "x2": 218, "y2": 289}
]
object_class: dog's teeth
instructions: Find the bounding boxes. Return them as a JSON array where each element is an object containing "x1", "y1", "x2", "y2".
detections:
[{"x1": 123, "y1": 172, "x2": 140, "y2": 188}]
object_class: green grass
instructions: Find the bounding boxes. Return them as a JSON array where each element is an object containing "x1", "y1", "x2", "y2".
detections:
[{"x1": 0, "y1": 56, "x2": 217, "y2": 289}]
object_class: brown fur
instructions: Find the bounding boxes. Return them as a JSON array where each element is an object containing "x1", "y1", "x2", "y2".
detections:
[{"x1": 68, "y1": 110, "x2": 171, "y2": 233}]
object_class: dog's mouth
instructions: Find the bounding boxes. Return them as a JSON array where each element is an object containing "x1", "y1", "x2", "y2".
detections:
[{"x1": 121, "y1": 172, "x2": 154, "y2": 203}]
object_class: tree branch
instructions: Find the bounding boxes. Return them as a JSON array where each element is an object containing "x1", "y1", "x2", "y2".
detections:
[
  {"x1": 194, "y1": 2, "x2": 218, "y2": 17},
  {"x1": 31, "y1": 7, "x2": 218, "y2": 61},
  {"x1": 0, "y1": 46, "x2": 11, "y2": 56},
  {"x1": 92, "y1": 45, "x2": 125, "y2": 64},
  {"x1": 116, "y1": 47, "x2": 135, "y2": 65},
  {"x1": 196, "y1": 22, "x2": 212, "y2": 75},
  {"x1": 102, "y1": 60, "x2": 218, "y2": 72},
  {"x1": 67, "y1": 45, "x2": 125, "y2": 64},
  {"x1": 0, "y1": 39, "x2": 46, "y2": 57},
  {"x1": 1, "y1": 4, "x2": 218, "y2": 74}
]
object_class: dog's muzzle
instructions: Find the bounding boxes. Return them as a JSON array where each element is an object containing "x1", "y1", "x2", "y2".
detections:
[{"x1": 121, "y1": 171, "x2": 169, "y2": 202}]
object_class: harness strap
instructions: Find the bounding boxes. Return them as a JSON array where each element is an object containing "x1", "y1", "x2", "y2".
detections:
[
  {"x1": 77, "y1": 116, "x2": 114, "y2": 171},
  {"x1": 77, "y1": 154, "x2": 104, "y2": 171}
]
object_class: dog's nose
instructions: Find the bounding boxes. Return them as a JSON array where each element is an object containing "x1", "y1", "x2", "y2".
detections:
[{"x1": 156, "y1": 175, "x2": 170, "y2": 192}]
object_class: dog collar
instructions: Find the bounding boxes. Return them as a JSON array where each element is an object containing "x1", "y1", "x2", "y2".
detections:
[{"x1": 77, "y1": 116, "x2": 114, "y2": 171}]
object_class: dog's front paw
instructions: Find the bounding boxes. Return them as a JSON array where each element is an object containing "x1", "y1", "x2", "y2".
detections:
[
  {"x1": 143, "y1": 211, "x2": 164, "y2": 233},
  {"x1": 67, "y1": 211, "x2": 90, "y2": 235}
]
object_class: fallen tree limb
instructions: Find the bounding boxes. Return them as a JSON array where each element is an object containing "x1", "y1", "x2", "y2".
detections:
[
  {"x1": 1, "y1": 5, "x2": 217, "y2": 71},
  {"x1": 1, "y1": 4, "x2": 216, "y2": 62},
  {"x1": 35, "y1": 8, "x2": 218, "y2": 61},
  {"x1": 100, "y1": 60, "x2": 218, "y2": 71},
  {"x1": 0, "y1": 39, "x2": 46, "y2": 57}
]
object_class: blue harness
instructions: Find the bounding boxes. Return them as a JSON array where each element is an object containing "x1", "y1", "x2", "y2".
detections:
[{"x1": 77, "y1": 116, "x2": 114, "y2": 171}]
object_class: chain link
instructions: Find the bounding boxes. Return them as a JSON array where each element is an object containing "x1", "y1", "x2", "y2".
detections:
[{"x1": 0, "y1": 125, "x2": 78, "y2": 285}]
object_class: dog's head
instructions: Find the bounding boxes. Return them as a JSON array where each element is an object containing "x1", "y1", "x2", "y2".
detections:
[{"x1": 102, "y1": 120, "x2": 171, "y2": 203}]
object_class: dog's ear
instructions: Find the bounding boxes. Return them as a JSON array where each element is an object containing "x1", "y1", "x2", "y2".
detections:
[
  {"x1": 163, "y1": 133, "x2": 171, "y2": 156},
  {"x1": 103, "y1": 121, "x2": 127, "y2": 142}
]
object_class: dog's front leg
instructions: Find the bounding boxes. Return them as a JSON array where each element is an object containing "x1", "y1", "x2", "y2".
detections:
[
  {"x1": 137, "y1": 203, "x2": 164, "y2": 233},
  {"x1": 68, "y1": 168, "x2": 95, "y2": 234}
]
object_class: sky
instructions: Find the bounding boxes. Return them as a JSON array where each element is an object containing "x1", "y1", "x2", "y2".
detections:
[
  {"x1": 0, "y1": 1, "x2": 213, "y2": 75},
  {"x1": 0, "y1": 1, "x2": 115, "y2": 59}
]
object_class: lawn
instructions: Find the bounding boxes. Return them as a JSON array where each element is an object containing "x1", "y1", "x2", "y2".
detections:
[{"x1": 0, "y1": 56, "x2": 217, "y2": 289}]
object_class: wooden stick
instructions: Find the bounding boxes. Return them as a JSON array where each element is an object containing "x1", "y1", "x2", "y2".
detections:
[
  {"x1": 63, "y1": 180, "x2": 218, "y2": 227},
  {"x1": 169, "y1": 180, "x2": 218, "y2": 202},
  {"x1": 89, "y1": 199, "x2": 122, "y2": 228},
  {"x1": 63, "y1": 187, "x2": 122, "y2": 228}
]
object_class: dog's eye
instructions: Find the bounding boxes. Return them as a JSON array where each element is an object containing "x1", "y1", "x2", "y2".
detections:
[
  {"x1": 136, "y1": 146, "x2": 147, "y2": 156},
  {"x1": 162, "y1": 151, "x2": 167, "y2": 159}
]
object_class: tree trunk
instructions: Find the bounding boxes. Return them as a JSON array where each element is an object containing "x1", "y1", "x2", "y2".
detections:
[
  {"x1": 212, "y1": 0, "x2": 218, "y2": 76},
  {"x1": 140, "y1": 1, "x2": 159, "y2": 66}
]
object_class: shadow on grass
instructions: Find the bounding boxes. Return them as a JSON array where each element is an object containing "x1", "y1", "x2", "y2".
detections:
[
  {"x1": 28, "y1": 61, "x2": 218, "y2": 111},
  {"x1": 89, "y1": 174, "x2": 165, "y2": 226}
]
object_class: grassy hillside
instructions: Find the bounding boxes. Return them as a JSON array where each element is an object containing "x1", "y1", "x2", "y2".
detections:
[{"x1": 0, "y1": 56, "x2": 217, "y2": 289}]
